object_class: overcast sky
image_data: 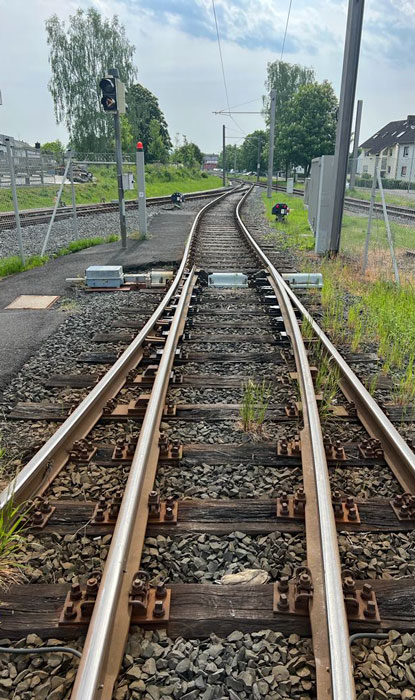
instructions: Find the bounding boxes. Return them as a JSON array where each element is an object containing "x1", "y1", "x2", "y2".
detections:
[{"x1": 1, "y1": 0, "x2": 414, "y2": 154}]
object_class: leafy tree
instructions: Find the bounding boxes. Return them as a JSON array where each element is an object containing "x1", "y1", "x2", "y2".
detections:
[
  {"x1": 40, "y1": 140, "x2": 65, "y2": 156},
  {"x1": 277, "y1": 81, "x2": 338, "y2": 176},
  {"x1": 172, "y1": 142, "x2": 203, "y2": 168},
  {"x1": 264, "y1": 60, "x2": 315, "y2": 170},
  {"x1": 45, "y1": 8, "x2": 137, "y2": 152},
  {"x1": 147, "y1": 119, "x2": 169, "y2": 163},
  {"x1": 239, "y1": 130, "x2": 267, "y2": 173},
  {"x1": 126, "y1": 84, "x2": 172, "y2": 157}
]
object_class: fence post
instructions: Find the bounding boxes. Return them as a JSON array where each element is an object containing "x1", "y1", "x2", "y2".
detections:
[
  {"x1": 135, "y1": 141, "x2": 147, "y2": 237},
  {"x1": 5, "y1": 139, "x2": 25, "y2": 265},
  {"x1": 40, "y1": 158, "x2": 71, "y2": 256},
  {"x1": 362, "y1": 154, "x2": 379, "y2": 274},
  {"x1": 377, "y1": 169, "x2": 400, "y2": 285},
  {"x1": 67, "y1": 150, "x2": 79, "y2": 239}
]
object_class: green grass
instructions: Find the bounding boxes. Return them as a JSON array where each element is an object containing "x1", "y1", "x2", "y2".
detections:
[
  {"x1": 0, "y1": 494, "x2": 28, "y2": 590},
  {"x1": 0, "y1": 254, "x2": 49, "y2": 278},
  {"x1": 240, "y1": 379, "x2": 271, "y2": 433},
  {"x1": 0, "y1": 235, "x2": 120, "y2": 278},
  {"x1": 0, "y1": 166, "x2": 222, "y2": 212},
  {"x1": 262, "y1": 191, "x2": 314, "y2": 251},
  {"x1": 348, "y1": 187, "x2": 415, "y2": 209}
]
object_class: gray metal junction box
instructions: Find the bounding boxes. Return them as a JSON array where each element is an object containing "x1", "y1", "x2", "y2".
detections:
[{"x1": 308, "y1": 156, "x2": 335, "y2": 255}]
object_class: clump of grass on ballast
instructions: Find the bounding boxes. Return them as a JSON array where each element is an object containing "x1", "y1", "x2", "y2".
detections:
[
  {"x1": 55, "y1": 234, "x2": 119, "y2": 256},
  {"x1": 0, "y1": 254, "x2": 49, "y2": 278},
  {"x1": 240, "y1": 379, "x2": 271, "y2": 434},
  {"x1": 0, "y1": 494, "x2": 28, "y2": 590}
]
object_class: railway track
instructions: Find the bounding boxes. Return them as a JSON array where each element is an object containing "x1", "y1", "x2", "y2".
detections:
[
  {"x1": 243, "y1": 179, "x2": 415, "y2": 224},
  {"x1": 0, "y1": 186, "x2": 230, "y2": 229},
  {"x1": 2, "y1": 185, "x2": 415, "y2": 699}
]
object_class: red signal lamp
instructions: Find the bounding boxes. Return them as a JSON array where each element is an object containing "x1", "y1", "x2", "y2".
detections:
[{"x1": 136, "y1": 141, "x2": 143, "y2": 150}]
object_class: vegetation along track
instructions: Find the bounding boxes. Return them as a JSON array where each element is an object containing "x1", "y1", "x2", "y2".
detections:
[
  {"x1": 246, "y1": 179, "x2": 415, "y2": 224},
  {"x1": 2, "y1": 185, "x2": 415, "y2": 699}
]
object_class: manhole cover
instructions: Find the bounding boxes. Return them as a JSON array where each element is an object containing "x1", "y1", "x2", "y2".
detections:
[{"x1": 5, "y1": 295, "x2": 60, "y2": 310}]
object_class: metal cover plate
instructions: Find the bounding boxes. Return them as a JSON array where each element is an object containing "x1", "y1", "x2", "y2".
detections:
[
  {"x1": 85, "y1": 265, "x2": 123, "y2": 279},
  {"x1": 208, "y1": 272, "x2": 248, "y2": 288},
  {"x1": 5, "y1": 295, "x2": 59, "y2": 310},
  {"x1": 282, "y1": 273, "x2": 323, "y2": 288}
]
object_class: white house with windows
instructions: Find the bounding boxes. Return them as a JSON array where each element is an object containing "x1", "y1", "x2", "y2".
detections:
[{"x1": 359, "y1": 115, "x2": 415, "y2": 182}]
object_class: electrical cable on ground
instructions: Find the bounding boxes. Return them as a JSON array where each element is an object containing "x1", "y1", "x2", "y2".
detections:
[{"x1": 0, "y1": 645, "x2": 82, "y2": 658}]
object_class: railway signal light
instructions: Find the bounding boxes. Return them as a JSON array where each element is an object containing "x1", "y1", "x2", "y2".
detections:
[{"x1": 99, "y1": 76, "x2": 126, "y2": 114}]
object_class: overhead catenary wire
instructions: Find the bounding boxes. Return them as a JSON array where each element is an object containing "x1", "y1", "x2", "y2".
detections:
[{"x1": 280, "y1": 0, "x2": 293, "y2": 60}]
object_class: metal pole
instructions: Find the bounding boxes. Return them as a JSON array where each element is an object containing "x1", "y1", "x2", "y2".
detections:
[
  {"x1": 377, "y1": 169, "x2": 400, "y2": 285},
  {"x1": 222, "y1": 124, "x2": 226, "y2": 186},
  {"x1": 256, "y1": 136, "x2": 261, "y2": 183},
  {"x1": 362, "y1": 154, "x2": 379, "y2": 273},
  {"x1": 40, "y1": 158, "x2": 70, "y2": 257},
  {"x1": 5, "y1": 139, "x2": 25, "y2": 265},
  {"x1": 136, "y1": 141, "x2": 147, "y2": 237},
  {"x1": 233, "y1": 145, "x2": 237, "y2": 172},
  {"x1": 25, "y1": 149, "x2": 30, "y2": 185},
  {"x1": 67, "y1": 151, "x2": 78, "y2": 240},
  {"x1": 407, "y1": 131, "x2": 415, "y2": 193},
  {"x1": 40, "y1": 154, "x2": 44, "y2": 185},
  {"x1": 114, "y1": 111, "x2": 127, "y2": 248},
  {"x1": 328, "y1": 0, "x2": 365, "y2": 253},
  {"x1": 349, "y1": 99, "x2": 363, "y2": 190},
  {"x1": 267, "y1": 89, "x2": 277, "y2": 198}
]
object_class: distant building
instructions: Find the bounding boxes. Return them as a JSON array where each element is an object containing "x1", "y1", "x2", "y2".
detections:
[
  {"x1": 203, "y1": 154, "x2": 219, "y2": 171},
  {"x1": 359, "y1": 115, "x2": 415, "y2": 181}
]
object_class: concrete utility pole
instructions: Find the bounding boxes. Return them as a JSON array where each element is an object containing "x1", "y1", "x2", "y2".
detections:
[
  {"x1": 349, "y1": 99, "x2": 363, "y2": 190},
  {"x1": 267, "y1": 89, "x2": 277, "y2": 198},
  {"x1": 108, "y1": 67, "x2": 127, "y2": 249},
  {"x1": 136, "y1": 141, "x2": 148, "y2": 237},
  {"x1": 222, "y1": 124, "x2": 226, "y2": 186},
  {"x1": 328, "y1": 0, "x2": 365, "y2": 254},
  {"x1": 256, "y1": 135, "x2": 261, "y2": 183}
]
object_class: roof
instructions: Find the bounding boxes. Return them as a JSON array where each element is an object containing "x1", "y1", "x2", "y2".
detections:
[{"x1": 360, "y1": 116, "x2": 415, "y2": 154}]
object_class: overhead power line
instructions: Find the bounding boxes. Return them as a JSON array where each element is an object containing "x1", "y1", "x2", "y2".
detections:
[{"x1": 280, "y1": 0, "x2": 293, "y2": 60}]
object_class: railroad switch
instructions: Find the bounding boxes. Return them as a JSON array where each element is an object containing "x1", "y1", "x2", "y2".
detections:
[
  {"x1": 358, "y1": 438, "x2": 384, "y2": 460},
  {"x1": 91, "y1": 491, "x2": 123, "y2": 525},
  {"x1": 276, "y1": 489, "x2": 306, "y2": 519},
  {"x1": 148, "y1": 491, "x2": 178, "y2": 524},
  {"x1": 59, "y1": 576, "x2": 100, "y2": 626},
  {"x1": 69, "y1": 439, "x2": 97, "y2": 464},
  {"x1": 341, "y1": 571, "x2": 380, "y2": 623},
  {"x1": 391, "y1": 492, "x2": 415, "y2": 521},
  {"x1": 27, "y1": 496, "x2": 56, "y2": 529},
  {"x1": 331, "y1": 491, "x2": 360, "y2": 523},
  {"x1": 144, "y1": 334, "x2": 166, "y2": 347},
  {"x1": 273, "y1": 567, "x2": 313, "y2": 616}
]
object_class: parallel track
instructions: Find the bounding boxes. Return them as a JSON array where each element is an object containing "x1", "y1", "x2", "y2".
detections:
[{"x1": 2, "y1": 186, "x2": 415, "y2": 699}]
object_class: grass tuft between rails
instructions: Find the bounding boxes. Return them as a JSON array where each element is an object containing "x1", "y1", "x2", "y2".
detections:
[
  {"x1": 240, "y1": 379, "x2": 271, "y2": 434},
  {"x1": 0, "y1": 493, "x2": 28, "y2": 591}
]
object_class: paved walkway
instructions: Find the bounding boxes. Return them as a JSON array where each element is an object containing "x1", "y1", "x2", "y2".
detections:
[{"x1": 0, "y1": 208, "x2": 196, "y2": 390}]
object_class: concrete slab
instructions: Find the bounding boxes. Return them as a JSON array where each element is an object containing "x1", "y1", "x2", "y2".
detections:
[
  {"x1": 5, "y1": 295, "x2": 59, "y2": 310},
  {"x1": 0, "y1": 206, "x2": 197, "y2": 392}
]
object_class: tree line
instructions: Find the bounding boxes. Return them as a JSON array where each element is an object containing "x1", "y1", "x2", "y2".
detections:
[{"x1": 44, "y1": 9, "x2": 338, "y2": 175}]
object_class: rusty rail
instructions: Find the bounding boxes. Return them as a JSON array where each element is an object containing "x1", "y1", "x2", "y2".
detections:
[{"x1": 236, "y1": 187, "x2": 355, "y2": 700}]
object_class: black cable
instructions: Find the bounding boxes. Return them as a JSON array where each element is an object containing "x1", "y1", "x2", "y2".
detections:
[
  {"x1": 280, "y1": 0, "x2": 293, "y2": 60},
  {"x1": 0, "y1": 645, "x2": 82, "y2": 659}
]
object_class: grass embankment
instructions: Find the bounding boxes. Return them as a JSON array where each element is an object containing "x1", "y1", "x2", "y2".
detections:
[
  {"x1": 0, "y1": 235, "x2": 119, "y2": 279},
  {"x1": 262, "y1": 191, "x2": 415, "y2": 403},
  {"x1": 0, "y1": 166, "x2": 222, "y2": 212},
  {"x1": 262, "y1": 192, "x2": 314, "y2": 251},
  {"x1": 348, "y1": 187, "x2": 415, "y2": 209}
]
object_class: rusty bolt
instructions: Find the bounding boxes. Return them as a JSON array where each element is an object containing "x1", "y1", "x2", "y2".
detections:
[
  {"x1": 86, "y1": 577, "x2": 99, "y2": 596},
  {"x1": 299, "y1": 572, "x2": 312, "y2": 590},
  {"x1": 332, "y1": 490, "x2": 342, "y2": 503},
  {"x1": 33, "y1": 510, "x2": 43, "y2": 524},
  {"x1": 278, "y1": 576, "x2": 289, "y2": 593},
  {"x1": 348, "y1": 506, "x2": 358, "y2": 521},
  {"x1": 171, "y1": 441, "x2": 181, "y2": 458},
  {"x1": 131, "y1": 577, "x2": 147, "y2": 596},
  {"x1": 364, "y1": 600, "x2": 377, "y2": 619},
  {"x1": 153, "y1": 600, "x2": 165, "y2": 618},
  {"x1": 277, "y1": 593, "x2": 289, "y2": 611},
  {"x1": 114, "y1": 447, "x2": 123, "y2": 459},
  {"x1": 40, "y1": 499, "x2": 52, "y2": 514},
  {"x1": 280, "y1": 500, "x2": 289, "y2": 516},
  {"x1": 64, "y1": 601, "x2": 77, "y2": 620},
  {"x1": 156, "y1": 582, "x2": 167, "y2": 599},
  {"x1": 400, "y1": 504, "x2": 409, "y2": 518},
  {"x1": 345, "y1": 496, "x2": 354, "y2": 509},
  {"x1": 94, "y1": 507, "x2": 105, "y2": 522},
  {"x1": 394, "y1": 494, "x2": 403, "y2": 506},
  {"x1": 343, "y1": 576, "x2": 355, "y2": 593},
  {"x1": 70, "y1": 582, "x2": 82, "y2": 601},
  {"x1": 165, "y1": 506, "x2": 174, "y2": 521},
  {"x1": 361, "y1": 583, "x2": 373, "y2": 601}
]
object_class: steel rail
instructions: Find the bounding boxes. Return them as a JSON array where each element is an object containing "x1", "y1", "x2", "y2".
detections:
[
  {"x1": 71, "y1": 268, "x2": 196, "y2": 700},
  {"x1": 0, "y1": 189, "x2": 234, "y2": 513},
  {"x1": 0, "y1": 186, "x2": 233, "y2": 229},
  {"x1": 236, "y1": 188, "x2": 355, "y2": 700}
]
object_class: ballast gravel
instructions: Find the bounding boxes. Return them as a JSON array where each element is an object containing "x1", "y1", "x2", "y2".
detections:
[
  {"x1": 164, "y1": 419, "x2": 289, "y2": 444},
  {"x1": 141, "y1": 532, "x2": 306, "y2": 584},
  {"x1": 339, "y1": 531, "x2": 415, "y2": 579}
]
